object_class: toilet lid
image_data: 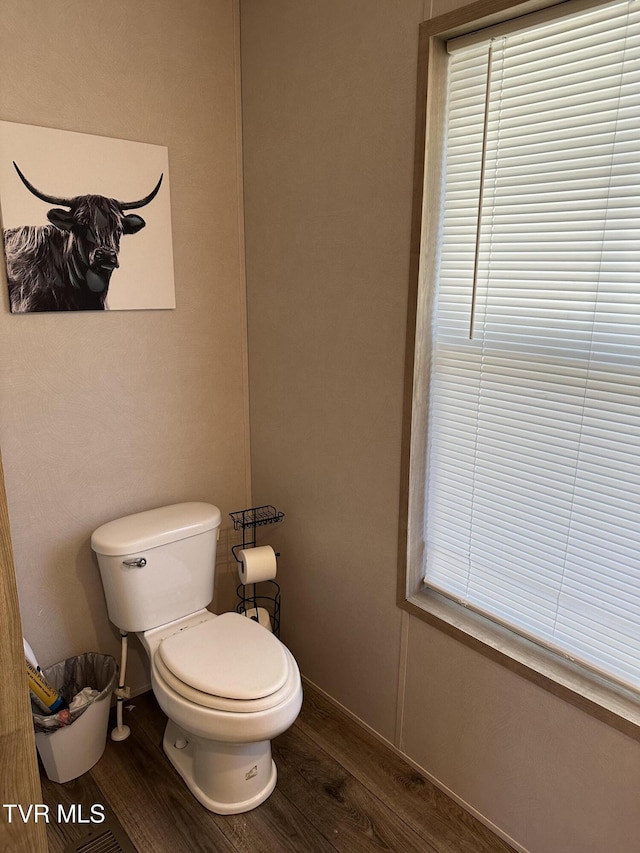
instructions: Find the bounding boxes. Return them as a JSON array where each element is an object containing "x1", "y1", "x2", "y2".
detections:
[
  {"x1": 157, "y1": 612, "x2": 288, "y2": 701},
  {"x1": 154, "y1": 645, "x2": 298, "y2": 712}
]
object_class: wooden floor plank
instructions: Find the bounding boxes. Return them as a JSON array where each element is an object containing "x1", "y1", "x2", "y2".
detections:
[
  {"x1": 273, "y1": 725, "x2": 440, "y2": 853},
  {"x1": 40, "y1": 769, "x2": 109, "y2": 853},
  {"x1": 90, "y1": 710, "x2": 235, "y2": 853},
  {"x1": 215, "y1": 789, "x2": 339, "y2": 853},
  {"x1": 41, "y1": 685, "x2": 516, "y2": 853},
  {"x1": 129, "y1": 691, "x2": 338, "y2": 853},
  {"x1": 297, "y1": 682, "x2": 515, "y2": 853}
]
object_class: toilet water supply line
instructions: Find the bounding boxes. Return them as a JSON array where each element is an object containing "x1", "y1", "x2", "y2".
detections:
[{"x1": 112, "y1": 631, "x2": 131, "y2": 742}]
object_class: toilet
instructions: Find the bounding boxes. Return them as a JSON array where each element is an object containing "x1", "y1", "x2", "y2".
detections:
[{"x1": 91, "y1": 502, "x2": 303, "y2": 815}]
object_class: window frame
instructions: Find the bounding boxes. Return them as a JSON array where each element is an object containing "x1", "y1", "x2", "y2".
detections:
[{"x1": 398, "y1": 0, "x2": 640, "y2": 741}]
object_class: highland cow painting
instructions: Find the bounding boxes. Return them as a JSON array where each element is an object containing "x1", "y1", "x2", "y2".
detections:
[{"x1": 0, "y1": 122, "x2": 175, "y2": 312}]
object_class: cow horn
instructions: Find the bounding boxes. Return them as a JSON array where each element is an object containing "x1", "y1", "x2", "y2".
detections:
[
  {"x1": 13, "y1": 162, "x2": 74, "y2": 207},
  {"x1": 13, "y1": 162, "x2": 163, "y2": 211},
  {"x1": 118, "y1": 175, "x2": 163, "y2": 210}
]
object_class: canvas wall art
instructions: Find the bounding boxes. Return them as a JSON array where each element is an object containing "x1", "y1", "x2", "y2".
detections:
[{"x1": 0, "y1": 121, "x2": 175, "y2": 312}]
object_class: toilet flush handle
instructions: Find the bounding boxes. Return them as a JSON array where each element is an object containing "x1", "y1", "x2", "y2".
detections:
[{"x1": 122, "y1": 558, "x2": 147, "y2": 568}]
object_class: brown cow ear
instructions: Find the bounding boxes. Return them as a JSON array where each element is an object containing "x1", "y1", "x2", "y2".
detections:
[
  {"x1": 122, "y1": 214, "x2": 146, "y2": 234},
  {"x1": 47, "y1": 208, "x2": 74, "y2": 231}
]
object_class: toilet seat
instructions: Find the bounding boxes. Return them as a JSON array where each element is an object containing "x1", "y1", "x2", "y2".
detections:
[
  {"x1": 154, "y1": 647, "x2": 298, "y2": 713},
  {"x1": 154, "y1": 612, "x2": 294, "y2": 713}
]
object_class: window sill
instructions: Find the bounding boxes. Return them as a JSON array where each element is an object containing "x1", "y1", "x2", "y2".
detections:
[{"x1": 400, "y1": 588, "x2": 640, "y2": 743}]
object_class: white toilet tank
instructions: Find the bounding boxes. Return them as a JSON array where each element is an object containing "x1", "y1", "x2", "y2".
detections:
[{"x1": 91, "y1": 502, "x2": 222, "y2": 632}]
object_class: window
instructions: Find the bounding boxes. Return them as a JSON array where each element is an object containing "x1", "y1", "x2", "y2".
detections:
[{"x1": 405, "y1": 0, "x2": 640, "y2": 708}]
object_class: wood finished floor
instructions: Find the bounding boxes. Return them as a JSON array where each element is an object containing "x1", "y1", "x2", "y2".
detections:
[{"x1": 41, "y1": 681, "x2": 515, "y2": 853}]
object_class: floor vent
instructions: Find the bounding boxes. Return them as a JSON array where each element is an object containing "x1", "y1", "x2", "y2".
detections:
[{"x1": 64, "y1": 820, "x2": 137, "y2": 853}]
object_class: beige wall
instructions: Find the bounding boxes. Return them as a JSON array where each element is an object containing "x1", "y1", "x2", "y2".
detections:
[
  {"x1": 2, "y1": 2, "x2": 639, "y2": 850},
  {"x1": 0, "y1": 0, "x2": 248, "y2": 692},
  {"x1": 242, "y1": 0, "x2": 423, "y2": 740},
  {"x1": 240, "y1": 2, "x2": 640, "y2": 852}
]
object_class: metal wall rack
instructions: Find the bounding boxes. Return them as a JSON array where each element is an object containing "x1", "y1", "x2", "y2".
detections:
[{"x1": 230, "y1": 505, "x2": 284, "y2": 637}]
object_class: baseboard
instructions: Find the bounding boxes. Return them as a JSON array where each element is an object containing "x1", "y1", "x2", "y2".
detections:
[
  {"x1": 129, "y1": 682, "x2": 151, "y2": 698},
  {"x1": 301, "y1": 675, "x2": 529, "y2": 853}
]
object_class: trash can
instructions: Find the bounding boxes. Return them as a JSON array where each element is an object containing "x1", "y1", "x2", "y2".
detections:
[{"x1": 32, "y1": 653, "x2": 117, "y2": 783}]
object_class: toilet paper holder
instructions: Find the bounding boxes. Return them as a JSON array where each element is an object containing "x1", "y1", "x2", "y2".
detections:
[
  {"x1": 230, "y1": 504, "x2": 284, "y2": 563},
  {"x1": 230, "y1": 505, "x2": 284, "y2": 637},
  {"x1": 230, "y1": 504, "x2": 285, "y2": 534},
  {"x1": 235, "y1": 578, "x2": 281, "y2": 638}
]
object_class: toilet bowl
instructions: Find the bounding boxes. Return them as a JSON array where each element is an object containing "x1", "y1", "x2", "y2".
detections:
[
  {"x1": 91, "y1": 502, "x2": 303, "y2": 814},
  {"x1": 141, "y1": 610, "x2": 302, "y2": 814}
]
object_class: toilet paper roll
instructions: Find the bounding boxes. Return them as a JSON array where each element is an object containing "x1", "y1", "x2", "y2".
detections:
[
  {"x1": 238, "y1": 545, "x2": 277, "y2": 585},
  {"x1": 242, "y1": 606, "x2": 273, "y2": 632}
]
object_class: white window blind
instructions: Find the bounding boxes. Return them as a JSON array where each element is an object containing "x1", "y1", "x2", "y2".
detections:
[{"x1": 424, "y1": 0, "x2": 640, "y2": 692}]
